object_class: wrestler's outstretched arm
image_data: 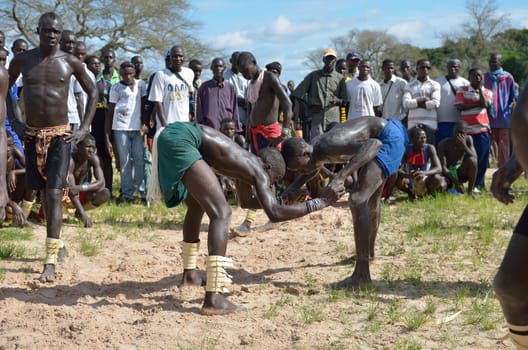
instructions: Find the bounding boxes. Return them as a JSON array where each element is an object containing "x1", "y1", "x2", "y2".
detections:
[{"x1": 252, "y1": 170, "x2": 343, "y2": 222}]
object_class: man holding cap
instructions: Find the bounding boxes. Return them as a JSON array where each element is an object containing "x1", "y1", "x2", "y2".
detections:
[{"x1": 291, "y1": 48, "x2": 346, "y2": 140}]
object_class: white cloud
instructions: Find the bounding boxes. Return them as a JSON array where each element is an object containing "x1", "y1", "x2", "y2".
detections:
[
  {"x1": 388, "y1": 20, "x2": 424, "y2": 42},
  {"x1": 265, "y1": 15, "x2": 321, "y2": 37},
  {"x1": 212, "y1": 31, "x2": 252, "y2": 50}
]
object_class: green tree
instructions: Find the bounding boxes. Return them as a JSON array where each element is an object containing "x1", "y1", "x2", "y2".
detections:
[
  {"x1": 440, "y1": 0, "x2": 510, "y2": 69},
  {"x1": 0, "y1": 0, "x2": 211, "y2": 63},
  {"x1": 302, "y1": 30, "x2": 421, "y2": 80},
  {"x1": 493, "y1": 29, "x2": 528, "y2": 85}
]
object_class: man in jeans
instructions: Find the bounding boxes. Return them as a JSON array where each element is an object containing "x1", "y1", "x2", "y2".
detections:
[{"x1": 107, "y1": 61, "x2": 147, "y2": 204}]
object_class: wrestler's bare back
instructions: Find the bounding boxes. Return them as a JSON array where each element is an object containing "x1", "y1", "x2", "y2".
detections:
[
  {"x1": 198, "y1": 125, "x2": 268, "y2": 186},
  {"x1": 9, "y1": 49, "x2": 77, "y2": 128},
  {"x1": 312, "y1": 116, "x2": 386, "y2": 165}
]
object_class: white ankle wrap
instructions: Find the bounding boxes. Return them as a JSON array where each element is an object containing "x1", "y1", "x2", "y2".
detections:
[
  {"x1": 45, "y1": 238, "x2": 62, "y2": 265},
  {"x1": 506, "y1": 323, "x2": 528, "y2": 349},
  {"x1": 205, "y1": 255, "x2": 233, "y2": 293},
  {"x1": 21, "y1": 200, "x2": 35, "y2": 219},
  {"x1": 180, "y1": 241, "x2": 200, "y2": 270}
]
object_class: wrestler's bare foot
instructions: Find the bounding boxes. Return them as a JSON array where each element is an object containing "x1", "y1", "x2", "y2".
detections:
[
  {"x1": 229, "y1": 220, "x2": 252, "y2": 238},
  {"x1": 181, "y1": 269, "x2": 203, "y2": 287},
  {"x1": 333, "y1": 268, "x2": 372, "y2": 290},
  {"x1": 333, "y1": 275, "x2": 372, "y2": 290},
  {"x1": 255, "y1": 221, "x2": 278, "y2": 232},
  {"x1": 0, "y1": 207, "x2": 5, "y2": 223},
  {"x1": 201, "y1": 292, "x2": 246, "y2": 315},
  {"x1": 39, "y1": 264, "x2": 56, "y2": 283}
]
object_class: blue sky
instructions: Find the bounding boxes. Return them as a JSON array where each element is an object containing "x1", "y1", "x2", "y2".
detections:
[{"x1": 189, "y1": 0, "x2": 528, "y2": 84}]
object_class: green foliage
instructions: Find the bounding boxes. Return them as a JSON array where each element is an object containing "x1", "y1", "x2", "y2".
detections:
[
  {"x1": 0, "y1": 227, "x2": 32, "y2": 241},
  {"x1": 403, "y1": 308, "x2": 429, "y2": 331},
  {"x1": 78, "y1": 233, "x2": 103, "y2": 257},
  {"x1": 302, "y1": 306, "x2": 324, "y2": 324},
  {"x1": 0, "y1": 242, "x2": 27, "y2": 259},
  {"x1": 0, "y1": 0, "x2": 213, "y2": 63},
  {"x1": 265, "y1": 296, "x2": 290, "y2": 319}
]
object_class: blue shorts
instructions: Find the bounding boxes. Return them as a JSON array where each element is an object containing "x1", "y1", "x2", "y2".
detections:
[{"x1": 375, "y1": 119, "x2": 408, "y2": 178}]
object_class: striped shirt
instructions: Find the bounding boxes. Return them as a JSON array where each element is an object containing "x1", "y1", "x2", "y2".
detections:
[
  {"x1": 403, "y1": 77, "x2": 441, "y2": 130},
  {"x1": 454, "y1": 86, "x2": 492, "y2": 134}
]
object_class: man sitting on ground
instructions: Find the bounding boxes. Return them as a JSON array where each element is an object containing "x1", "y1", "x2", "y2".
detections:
[
  {"x1": 396, "y1": 126, "x2": 446, "y2": 199},
  {"x1": 437, "y1": 121, "x2": 478, "y2": 195},
  {"x1": 65, "y1": 134, "x2": 110, "y2": 227}
]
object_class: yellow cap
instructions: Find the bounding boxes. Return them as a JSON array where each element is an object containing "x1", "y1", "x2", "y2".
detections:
[{"x1": 323, "y1": 48, "x2": 337, "y2": 58}]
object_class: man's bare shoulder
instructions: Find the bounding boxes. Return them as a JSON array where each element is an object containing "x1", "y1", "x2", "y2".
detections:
[{"x1": 88, "y1": 154, "x2": 101, "y2": 167}]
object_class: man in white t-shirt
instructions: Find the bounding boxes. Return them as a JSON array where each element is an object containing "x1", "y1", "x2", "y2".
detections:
[
  {"x1": 148, "y1": 45, "x2": 194, "y2": 130},
  {"x1": 435, "y1": 58, "x2": 469, "y2": 145},
  {"x1": 346, "y1": 60, "x2": 382, "y2": 120},
  {"x1": 108, "y1": 61, "x2": 147, "y2": 203}
]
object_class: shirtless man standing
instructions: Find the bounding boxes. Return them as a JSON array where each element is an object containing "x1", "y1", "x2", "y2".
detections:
[
  {"x1": 491, "y1": 82, "x2": 528, "y2": 349},
  {"x1": 149, "y1": 122, "x2": 343, "y2": 315},
  {"x1": 237, "y1": 51, "x2": 292, "y2": 154},
  {"x1": 6, "y1": 12, "x2": 97, "y2": 282},
  {"x1": 281, "y1": 116, "x2": 408, "y2": 288},
  {"x1": 233, "y1": 51, "x2": 294, "y2": 235}
]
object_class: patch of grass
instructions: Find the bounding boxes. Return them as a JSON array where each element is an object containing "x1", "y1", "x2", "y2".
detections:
[
  {"x1": 367, "y1": 303, "x2": 380, "y2": 321},
  {"x1": 393, "y1": 337, "x2": 423, "y2": 350},
  {"x1": 264, "y1": 296, "x2": 290, "y2": 319},
  {"x1": 387, "y1": 298, "x2": 402, "y2": 325},
  {"x1": 452, "y1": 286, "x2": 472, "y2": 309},
  {"x1": 0, "y1": 227, "x2": 32, "y2": 241},
  {"x1": 325, "y1": 287, "x2": 346, "y2": 302},
  {"x1": 423, "y1": 298, "x2": 437, "y2": 315},
  {"x1": 323, "y1": 340, "x2": 347, "y2": 350},
  {"x1": 0, "y1": 269, "x2": 5, "y2": 281},
  {"x1": 465, "y1": 292, "x2": 499, "y2": 330},
  {"x1": 176, "y1": 336, "x2": 218, "y2": 350},
  {"x1": 78, "y1": 232, "x2": 104, "y2": 257},
  {"x1": 94, "y1": 202, "x2": 186, "y2": 227},
  {"x1": 304, "y1": 273, "x2": 317, "y2": 288},
  {"x1": 403, "y1": 308, "x2": 429, "y2": 331},
  {"x1": 302, "y1": 306, "x2": 323, "y2": 324},
  {"x1": 0, "y1": 242, "x2": 27, "y2": 259},
  {"x1": 381, "y1": 264, "x2": 396, "y2": 281}
]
